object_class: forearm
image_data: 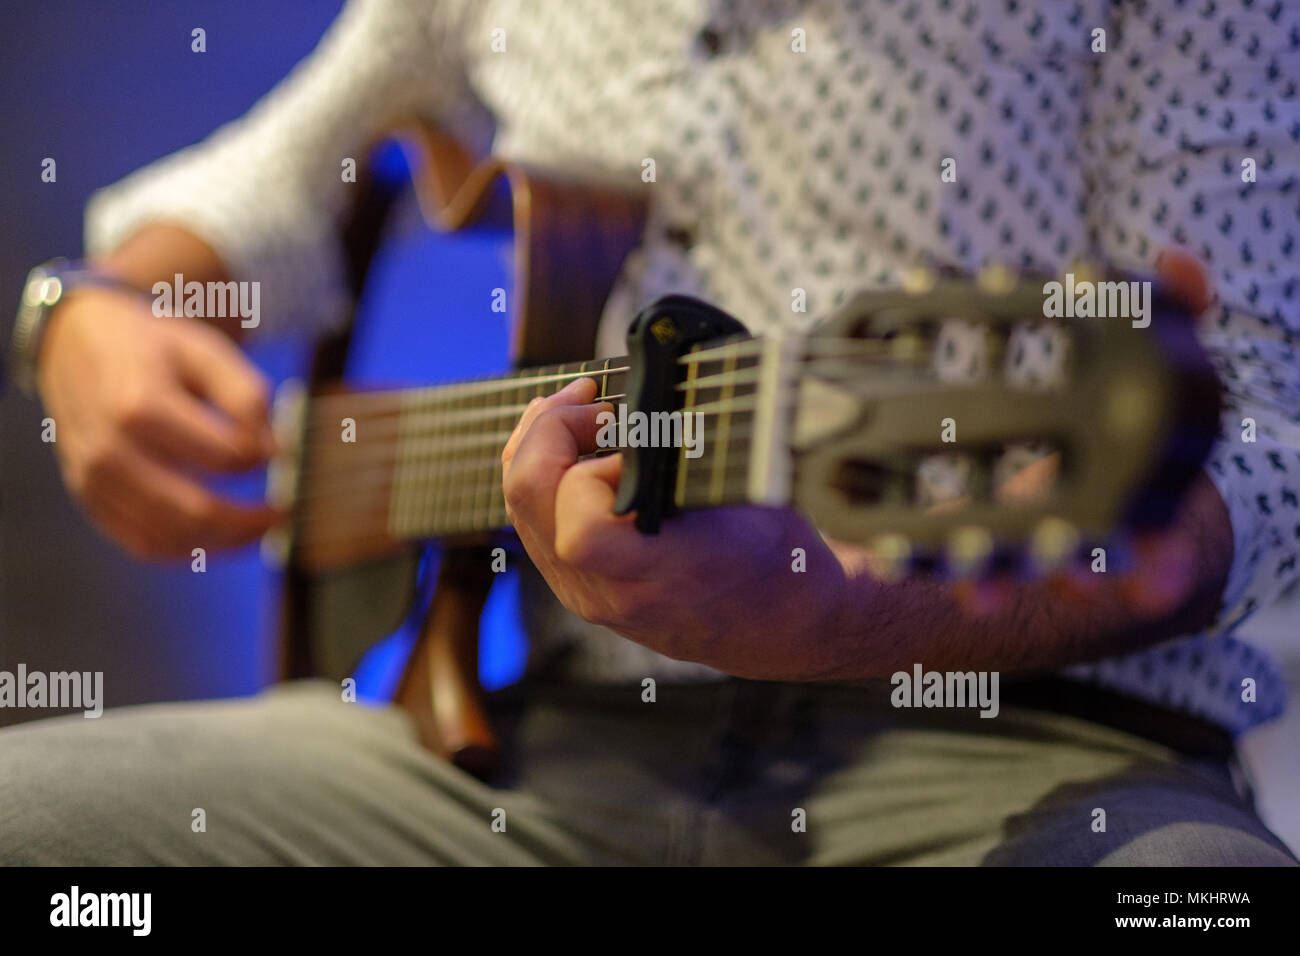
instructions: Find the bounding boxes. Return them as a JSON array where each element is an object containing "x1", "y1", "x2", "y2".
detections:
[
  {"x1": 91, "y1": 224, "x2": 243, "y2": 340},
  {"x1": 820, "y1": 474, "x2": 1234, "y2": 680}
]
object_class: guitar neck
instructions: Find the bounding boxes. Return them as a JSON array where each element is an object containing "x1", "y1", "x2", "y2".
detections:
[
  {"x1": 287, "y1": 340, "x2": 769, "y2": 570},
  {"x1": 278, "y1": 277, "x2": 1222, "y2": 578}
]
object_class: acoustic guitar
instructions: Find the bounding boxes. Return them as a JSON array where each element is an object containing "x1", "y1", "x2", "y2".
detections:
[{"x1": 267, "y1": 122, "x2": 1220, "y2": 780}]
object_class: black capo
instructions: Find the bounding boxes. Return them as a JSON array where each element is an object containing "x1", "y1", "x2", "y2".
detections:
[{"x1": 612, "y1": 295, "x2": 749, "y2": 533}]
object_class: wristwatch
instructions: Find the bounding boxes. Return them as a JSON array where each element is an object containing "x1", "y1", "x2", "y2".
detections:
[{"x1": 8, "y1": 258, "x2": 140, "y2": 398}]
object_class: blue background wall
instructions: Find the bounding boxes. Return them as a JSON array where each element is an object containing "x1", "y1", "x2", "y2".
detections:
[{"x1": 0, "y1": 1, "x2": 523, "y2": 722}]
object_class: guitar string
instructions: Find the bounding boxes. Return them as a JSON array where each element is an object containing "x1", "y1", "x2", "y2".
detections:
[
  {"x1": 307, "y1": 364, "x2": 635, "y2": 411},
  {"x1": 296, "y1": 435, "x2": 762, "y2": 540},
  {"x1": 300, "y1": 393, "x2": 634, "y2": 444},
  {"x1": 298, "y1": 403, "x2": 758, "y2": 527},
  {"x1": 296, "y1": 431, "x2": 761, "y2": 509},
  {"x1": 295, "y1": 352, "x2": 940, "y2": 502},
  {"x1": 297, "y1": 348, "x2": 759, "y2": 535},
  {"x1": 297, "y1": 356, "x2": 934, "y2": 458},
  {"x1": 304, "y1": 342, "x2": 919, "y2": 424},
  {"x1": 295, "y1": 474, "x2": 763, "y2": 545},
  {"x1": 295, "y1": 415, "x2": 761, "y2": 504},
  {"x1": 294, "y1": 354, "x2": 939, "y2": 518},
  {"x1": 299, "y1": 345, "x2": 925, "y2": 462},
  {"x1": 298, "y1": 476, "x2": 762, "y2": 544},
  {"x1": 295, "y1": 398, "x2": 759, "y2": 473},
  {"x1": 294, "y1": 413, "x2": 1036, "y2": 543},
  {"x1": 294, "y1": 407, "x2": 760, "y2": 526},
  {"x1": 304, "y1": 439, "x2": 962, "y2": 548},
  {"x1": 302, "y1": 369, "x2": 629, "y2": 427},
  {"x1": 304, "y1": 337, "x2": 921, "y2": 425},
  {"x1": 287, "y1": 335, "x2": 941, "y2": 543}
]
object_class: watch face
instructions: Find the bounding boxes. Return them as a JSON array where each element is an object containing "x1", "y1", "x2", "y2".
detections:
[{"x1": 23, "y1": 269, "x2": 62, "y2": 309}]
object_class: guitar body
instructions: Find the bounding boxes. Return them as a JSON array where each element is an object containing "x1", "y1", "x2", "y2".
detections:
[{"x1": 277, "y1": 120, "x2": 647, "y2": 777}]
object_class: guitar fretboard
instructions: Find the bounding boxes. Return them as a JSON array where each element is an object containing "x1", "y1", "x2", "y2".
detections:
[
  {"x1": 291, "y1": 338, "x2": 766, "y2": 565},
  {"x1": 391, "y1": 357, "x2": 630, "y2": 537}
]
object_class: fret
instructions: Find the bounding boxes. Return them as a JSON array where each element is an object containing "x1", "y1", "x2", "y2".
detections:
[
  {"x1": 427, "y1": 387, "x2": 450, "y2": 535},
  {"x1": 708, "y1": 347, "x2": 739, "y2": 504},
  {"x1": 415, "y1": 391, "x2": 437, "y2": 534},
  {"x1": 375, "y1": 346, "x2": 754, "y2": 541},
  {"x1": 480, "y1": 363, "x2": 513, "y2": 531},
  {"x1": 576, "y1": 359, "x2": 591, "y2": 408},
  {"x1": 448, "y1": 378, "x2": 471, "y2": 534},
  {"x1": 408, "y1": 390, "x2": 427, "y2": 535},
  {"x1": 674, "y1": 345, "x2": 700, "y2": 509},
  {"x1": 746, "y1": 333, "x2": 797, "y2": 506},
  {"x1": 535, "y1": 363, "x2": 550, "y2": 402},
  {"x1": 605, "y1": 356, "x2": 615, "y2": 400},
  {"x1": 389, "y1": 392, "x2": 410, "y2": 537},
  {"x1": 294, "y1": 327, "x2": 803, "y2": 581},
  {"x1": 483, "y1": 375, "x2": 499, "y2": 530},
  {"x1": 444, "y1": 383, "x2": 468, "y2": 534},
  {"x1": 471, "y1": 376, "x2": 492, "y2": 532},
  {"x1": 470, "y1": 367, "x2": 515, "y2": 534},
  {"x1": 406, "y1": 394, "x2": 421, "y2": 535},
  {"x1": 676, "y1": 340, "x2": 763, "y2": 512},
  {"x1": 416, "y1": 390, "x2": 436, "y2": 535},
  {"x1": 435, "y1": 386, "x2": 451, "y2": 534}
]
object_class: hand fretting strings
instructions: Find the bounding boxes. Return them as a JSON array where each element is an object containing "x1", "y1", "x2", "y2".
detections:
[{"x1": 291, "y1": 336, "x2": 926, "y2": 552}]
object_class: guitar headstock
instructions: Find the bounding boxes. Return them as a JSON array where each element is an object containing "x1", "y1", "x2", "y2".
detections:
[{"x1": 788, "y1": 264, "x2": 1222, "y2": 577}]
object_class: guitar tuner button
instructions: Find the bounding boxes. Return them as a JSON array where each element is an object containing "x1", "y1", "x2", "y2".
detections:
[
  {"x1": 870, "y1": 533, "x2": 912, "y2": 582},
  {"x1": 947, "y1": 525, "x2": 994, "y2": 576},
  {"x1": 1031, "y1": 517, "x2": 1080, "y2": 573},
  {"x1": 976, "y1": 262, "x2": 1018, "y2": 295},
  {"x1": 1067, "y1": 259, "x2": 1104, "y2": 286},
  {"x1": 901, "y1": 266, "x2": 936, "y2": 295}
]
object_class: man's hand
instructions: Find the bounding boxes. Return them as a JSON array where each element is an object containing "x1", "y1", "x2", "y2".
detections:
[
  {"x1": 37, "y1": 287, "x2": 281, "y2": 559},
  {"x1": 501, "y1": 377, "x2": 850, "y2": 680},
  {"x1": 501, "y1": 250, "x2": 1232, "y2": 682}
]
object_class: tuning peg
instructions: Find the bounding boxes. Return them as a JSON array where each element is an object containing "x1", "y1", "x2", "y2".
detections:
[
  {"x1": 1067, "y1": 259, "x2": 1103, "y2": 286},
  {"x1": 902, "y1": 266, "x2": 937, "y2": 295},
  {"x1": 947, "y1": 525, "x2": 994, "y2": 577},
  {"x1": 870, "y1": 532, "x2": 912, "y2": 582},
  {"x1": 1030, "y1": 516, "x2": 1080, "y2": 574},
  {"x1": 976, "y1": 262, "x2": 1017, "y2": 295}
]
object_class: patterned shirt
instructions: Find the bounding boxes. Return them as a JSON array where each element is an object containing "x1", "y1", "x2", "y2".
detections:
[{"x1": 84, "y1": 0, "x2": 1300, "y2": 733}]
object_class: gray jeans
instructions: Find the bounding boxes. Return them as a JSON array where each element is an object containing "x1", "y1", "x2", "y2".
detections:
[{"x1": 0, "y1": 679, "x2": 1294, "y2": 865}]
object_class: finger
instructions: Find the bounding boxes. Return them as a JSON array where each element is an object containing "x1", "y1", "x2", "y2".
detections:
[
  {"x1": 126, "y1": 385, "x2": 268, "y2": 473},
  {"x1": 498, "y1": 380, "x2": 601, "y2": 579},
  {"x1": 553, "y1": 454, "x2": 657, "y2": 576},
  {"x1": 501, "y1": 401, "x2": 609, "y2": 544},
  {"x1": 101, "y1": 446, "x2": 281, "y2": 556},
  {"x1": 1155, "y1": 249, "x2": 1213, "y2": 317},
  {"x1": 82, "y1": 482, "x2": 171, "y2": 559},
  {"x1": 501, "y1": 375, "x2": 600, "y2": 469},
  {"x1": 168, "y1": 324, "x2": 275, "y2": 454}
]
